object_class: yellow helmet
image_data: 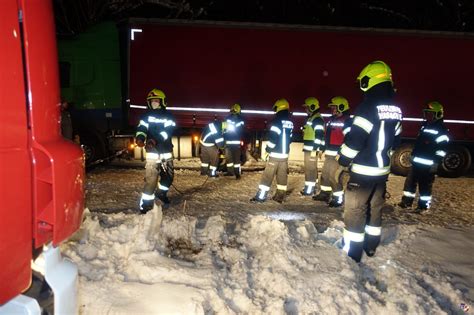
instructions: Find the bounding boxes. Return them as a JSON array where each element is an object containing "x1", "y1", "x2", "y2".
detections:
[
  {"x1": 147, "y1": 88, "x2": 166, "y2": 108},
  {"x1": 273, "y1": 98, "x2": 289, "y2": 113},
  {"x1": 328, "y1": 96, "x2": 349, "y2": 113},
  {"x1": 230, "y1": 103, "x2": 241, "y2": 114},
  {"x1": 357, "y1": 61, "x2": 393, "y2": 92},
  {"x1": 424, "y1": 101, "x2": 444, "y2": 120},
  {"x1": 303, "y1": 97, "x2": 320, "y2": 113}
]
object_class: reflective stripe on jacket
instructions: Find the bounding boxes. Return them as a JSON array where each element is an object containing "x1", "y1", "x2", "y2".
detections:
[
  {"x1": 136, "y1": 108, "x2": 176, "y2": 154},
  {"x1": 266, "y1": 110, "x2": 294, "y2": 159}
]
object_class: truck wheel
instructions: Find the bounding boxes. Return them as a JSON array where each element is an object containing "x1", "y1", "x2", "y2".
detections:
[
  {"x1": 81, "y1": 134, "x2": 106, "y2": 165},
  {"x1": 438, "y1": 145, "x2": 472, "y2": 178},
  {"x1": 391, "y1": 143, "x2": 413, "y2": 176}
]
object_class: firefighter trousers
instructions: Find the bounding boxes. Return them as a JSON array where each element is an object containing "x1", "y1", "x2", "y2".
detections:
[
  {"x1": 200, "y1": 145, "x2": 219, "y2": 176},
  {"x1": 319, "y1": 155, "x2": 344, "y2": 195},
  {"x1": 343, "y1": 181, "x2": 385, "y2": 262},
  {"x1": 143, "y1": 158, "x2": 174, "y2": 197},
  {"x1": 255, "y1": 157, "x2": 288, "y2": 200},
  {"x1": 402, "y1": 165, "x2": 435, "y2": 209},
  {"x1": 302, "y1": 151, "x2": 318, "y2": 194},
  {"x1": 225, "y1": 146, "x2": 241, "y2": 176}
]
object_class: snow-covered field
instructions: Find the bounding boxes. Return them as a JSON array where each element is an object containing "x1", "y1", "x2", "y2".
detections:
[{"x1": 64, "y1": 159, "x2": 474, "y2": 314}]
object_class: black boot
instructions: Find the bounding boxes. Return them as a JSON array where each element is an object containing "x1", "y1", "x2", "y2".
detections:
[
  {"x1": 139, "y1": 200, "x2": 154, "y2": 214},
  {"x1": 272, "y1": 190, "x2": 286, "y2": 203},
  {"x1": 157, "y1": 192, "x2": 170, "y2": 208},
  {"x1": 313, "y1": 191, "x2": 331, "y2": 202},
  {"x1": 328, "y1": 199, "x2": 343, "y2": 208},
  {"x1": 363, "y1": 233, "x2": 381, "y2": 257},
  {"x1": 398, "y1": 196, "x2": 414, "y2": 208}
]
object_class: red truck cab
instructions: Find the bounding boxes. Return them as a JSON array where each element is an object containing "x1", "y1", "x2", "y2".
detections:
[{"x1": 0, "y1": 0, "x2": 85, "y2": 313}]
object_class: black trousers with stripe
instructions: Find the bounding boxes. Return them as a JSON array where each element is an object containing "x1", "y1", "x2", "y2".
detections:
[
  {"x1": 344, "y1": 181, "x2": 385, "y2": 262},
  {"x1": 402, "y1": 165, "x2": 435, "y2": 209}
]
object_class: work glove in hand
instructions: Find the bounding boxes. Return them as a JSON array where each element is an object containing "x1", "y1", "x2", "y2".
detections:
[
  {"x1": 429, "y1": 163, "x2": 439, "y2": 174},
  {"x1": 136, "y1": 139, "x2": 145, "y2": 147},
  {"x1": 145, "y1": 138, "x2": 157, "y2": 150}
]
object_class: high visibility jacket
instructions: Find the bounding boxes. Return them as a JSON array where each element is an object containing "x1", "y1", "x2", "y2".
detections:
[
  {"x1": 411, "y1": 119, "x2": 449, "y2": 167},
  {"x1": 266, "y1": 110, "x2": 294, "y2": 159},
  {"x1": 324, "y1": 113, "x2": 352, "y2": 157},
  {"x1": 136, "y1": 108, "x2": 176, "y2": 155},
  {"x1": 302, "y1": 113, "x2": 325, "y2": 152},
  {"x1": 200, "y1": 122, "x2": 225, "y2": 148},
  {"x1": 338, "y1": 83, "x2": 402, "y2": 183},
  {"x1": 223, "y1": 114, "x2": 245, "y2": 147}
]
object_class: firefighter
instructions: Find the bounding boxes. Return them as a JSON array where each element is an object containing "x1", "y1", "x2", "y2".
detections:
[
  {"x1": 398, "y1": 101, "x2": 450, "y2": 213},
  {"x1": 313, "y1": 96, "x2": 352, "y2": 207},
  {"x1": 300, "y1": 97, "x2": 325, "y2": 196},
  {"x1": 223, "y1": 103, "x2": 245, "y2": 179},
  {"x1": 199, "y1": 120, "x2": 225, "y2": 177},
  {"x1": 250, "y1": 99, "x2": 294, "y2": 203},
  {"x1": 337, "y1": 61, "x2": 402, "y2": 262},
  {"x1": 135, "y1": 88, "x2": 177, "y2": 213}
]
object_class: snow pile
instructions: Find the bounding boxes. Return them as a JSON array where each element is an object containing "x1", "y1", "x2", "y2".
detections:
[{"x1": 64, "y1": 207, "x2": 472, "y2": 314}]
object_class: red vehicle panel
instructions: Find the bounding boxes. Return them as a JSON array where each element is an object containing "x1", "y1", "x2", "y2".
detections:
[
  {"x1": 1, "y1": 0, "x2": 85, "y2": 305},
  {"x1": 21, "y1": 0, "x2": 85, "y2": 247},
  {"x1": 0, "y1": 0, "x2": 33, "y2": 304}
]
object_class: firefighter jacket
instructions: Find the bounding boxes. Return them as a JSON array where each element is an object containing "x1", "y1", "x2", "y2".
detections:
[
  {"x1": 411, "y1": 119, "x2": 449, "y2": 168},
  {"x1": 200, "y1": 122, "x2": 225, "y2": 148},
  {"x1": 223, "y1": 114, "x2": 245, "y2": 147},
  {"x1": 324, "y1": 113, "x2": 352, "y2": 157},
  {"x1": 266, "y1": 110, "x2": 294, "y2": 159},
  {"x1": 338, "y1": 82, "x2": 402, "y2": 183},
  {"x1": 302, "y1": 112, "x2": 325, "y2": 152},
  {"x1": 136, "y1": 108, "x2": 176, "y2": 157}
]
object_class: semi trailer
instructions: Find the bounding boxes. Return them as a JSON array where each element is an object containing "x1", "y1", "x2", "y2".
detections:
[{"x1": 58, "y1": 18, "x2": 474, "y2": 177}]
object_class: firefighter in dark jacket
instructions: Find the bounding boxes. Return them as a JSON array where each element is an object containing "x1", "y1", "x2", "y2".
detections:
[
  {"x1": 135, "y1": 88, "x2": 177, "y2": 213},
  {"x1": 300, "y1": 97, "x2": 325, "y2": 196},
  {"x1": 200, "y1": 120, "x2": 225, "y2": 177},
  {"x1": 251, "y1": 99, "x2": 294, "y2": 203},
  {"x1": 223, "y1": 103, "x2": 245, "y2": 179},
  {"x1": 313, "y1": 96, "x2": 352, "y2": 207},
  {"x1": 398, "y1": 101, "x2": 449, "y2": 213},
  {"x1": 337, "y1": 61, "x2": 402, "y2": 262}
]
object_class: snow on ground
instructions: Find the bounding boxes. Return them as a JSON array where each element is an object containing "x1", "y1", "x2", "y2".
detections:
[{"x1": 64, "y1": 159, "x2": 474, "y2": 314}]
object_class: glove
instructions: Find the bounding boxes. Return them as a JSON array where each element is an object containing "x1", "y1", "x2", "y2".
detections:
[
  {"x1": 333, "y1": 164, "x2": 349, "y2": 184},
  {"x1": 429, "y1": 163, "x2": 439, "y2": 174},
  {"x1": 145, "y1": 138, "x2": 157, "y2": 150},
  {"x1": 136, "y1": 139, "x2": 145, "y2": 147}
]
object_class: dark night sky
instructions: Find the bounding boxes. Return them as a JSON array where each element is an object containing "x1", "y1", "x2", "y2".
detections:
[{"x1": 54, "y1": 0, "x2": 474, "y2": 35}]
